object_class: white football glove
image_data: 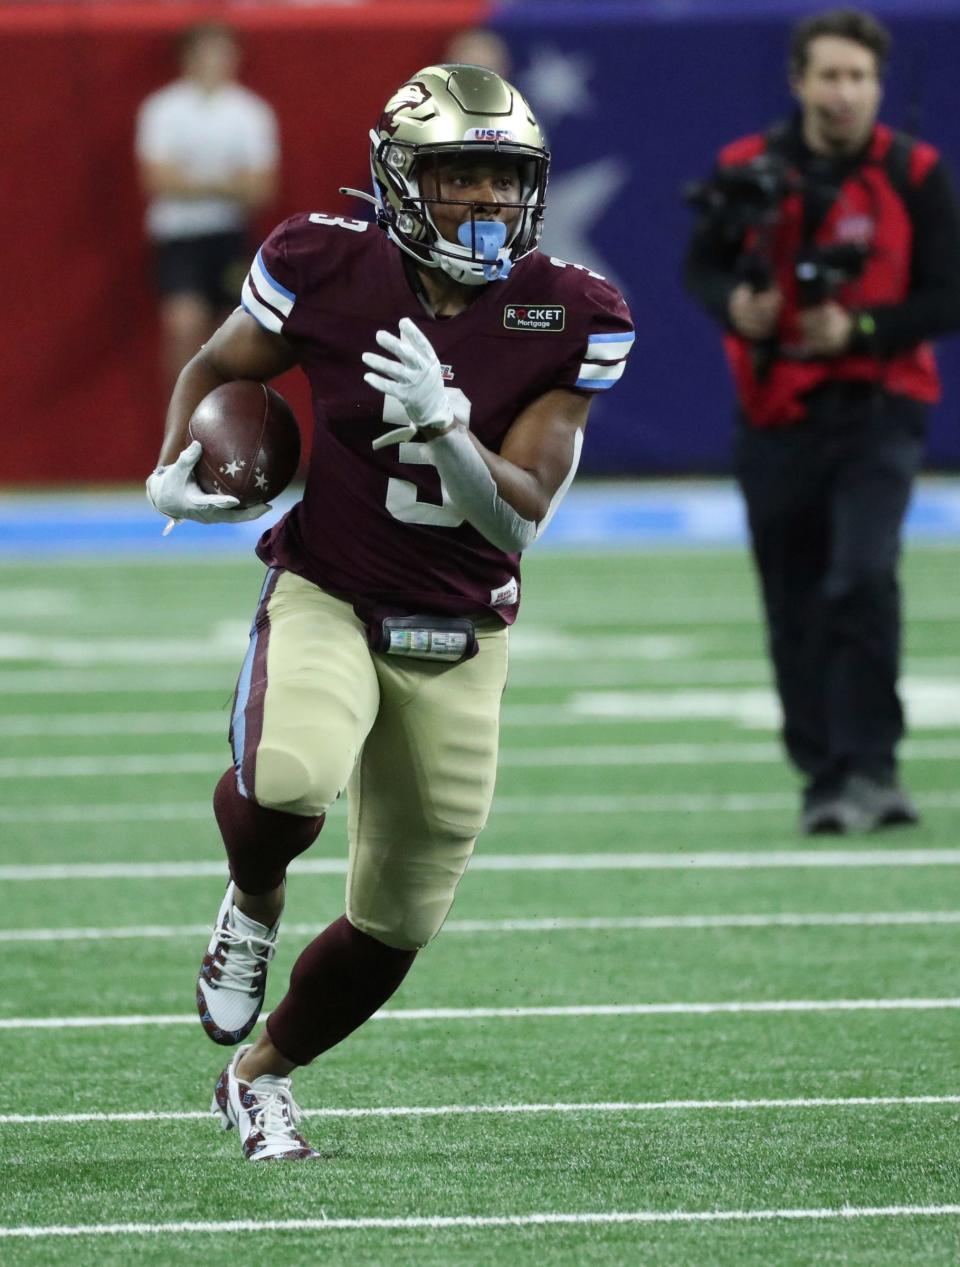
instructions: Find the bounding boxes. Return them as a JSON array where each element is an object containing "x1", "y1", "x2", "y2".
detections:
[
  {"x1": 362, "y1": 318, "x2": 470, "y2": 449},
  {"x1": 146, "y1": 440, "x2": 270, "y2": 534}
]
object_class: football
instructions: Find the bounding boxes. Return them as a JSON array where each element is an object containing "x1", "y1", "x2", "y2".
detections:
[{"x1": 188, "y1": 381, "x2": 301, "y2": 508}]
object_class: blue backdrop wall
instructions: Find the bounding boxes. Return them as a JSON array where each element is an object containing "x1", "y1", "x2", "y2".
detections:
[{"x1": 494, "y1": 0, "x2": 960, "y2": 471}]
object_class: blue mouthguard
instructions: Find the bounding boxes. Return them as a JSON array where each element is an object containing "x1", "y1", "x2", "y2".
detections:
[{"x1": 458, "y1": 220, "x2": 512, "y2": 280}]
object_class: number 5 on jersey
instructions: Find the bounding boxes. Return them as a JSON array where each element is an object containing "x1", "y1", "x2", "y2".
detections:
[{"x1": 382, "y1": 389, "x2": 469, "y2": 527}]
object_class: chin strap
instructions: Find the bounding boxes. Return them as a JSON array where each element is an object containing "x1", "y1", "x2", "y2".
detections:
[
  {"x1": 338, "y1": 186, "x2": 380, "y2": 210},
  {"x1": 339, "y1": 185, "x2": 513, "y2": 282}
]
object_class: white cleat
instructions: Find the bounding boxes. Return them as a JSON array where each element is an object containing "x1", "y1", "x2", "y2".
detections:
[
  {"x1": 196, "y1": 882, "x2": 278, "y2": 1045},
  {"x1": 212, "y1": 1046, "x2": 320, "y2": 1161}
]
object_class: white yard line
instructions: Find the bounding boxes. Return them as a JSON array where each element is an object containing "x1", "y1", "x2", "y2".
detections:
[
  {"x1": 569, "y1": 682, "x2": 960, "y2": 729},
  {"x1": 3, "y1": 849, "x2": 960, "y2": 881},
  {"x1": 0, "y1": 754, "x2": 224, "y2": 778},
  {"x1": 3, "y1": 1093, "x2": 959, "y2": 1126},
  {"x1": 5, "y1": 911, "x2": 960, "y2": 943},
  {"x1": 2, "y1": 658, "x2": 959, "y2": 693},
  {"x1": 3, "y1": 791, "x2": 960, "y2": 820},
  {"x1": 2, "y1": 1205, "x2": 959, "y2": 1239},
  {"x1": 522, "y1": 601, "x2": 960, "y2": 626},
  {"x1": 0, "y1": 707, "x2": 577, "y2": 732},
  {"x1": 501, "y1": 740, "x2": 960, "y2": 766},
  {"x1": 6, "y1": 704, "x2": 960, "y2": 735},
  {"x1": 0, "y1": 629, "x2": 710, "y2": 667},
  {"x1": 6, "y1": 701, "x2": 960, "y2": 761},
  {"x1": 0, "y1": 588, "x2": 77, "y2": 617},
  {"x1": 0, "y1": 636, "x2": 242, "y2": 667},
  {"x1": 0, "y1": 672, "x2": 224, "y2": 696},
  {"x1": 4, "y1": 739, "x2": 960, "y2": 773},
  {"x1": 2, "y1": 997, "x2": 959, "y2": 1031},
  {"x1": 0, "y1": 803, "x2": 215, "y2": 824},
  {"x1": 0, "y1": 712, "x2": 230, "y2": 737},
  {"x1": 508, "y1": 790, "x2": 960, "y2": 813},
  {"x1": 0, "y1": 706, "x2": 651, "y2": 732}
]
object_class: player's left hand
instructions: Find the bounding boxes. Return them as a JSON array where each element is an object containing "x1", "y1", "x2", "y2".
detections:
[
  {"x1": 797, "y1": 302, "x2": 854, "y2": 357},
  {"x1": 363, "y1": 318, "x2": 462, "y2": 449}
]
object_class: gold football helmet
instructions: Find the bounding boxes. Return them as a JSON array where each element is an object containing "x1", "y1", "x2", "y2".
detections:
[{"x1": 348, "y1": 64, "x2": 549, "y2": 286}]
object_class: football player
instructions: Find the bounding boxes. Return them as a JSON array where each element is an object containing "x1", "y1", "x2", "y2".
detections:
[{"x1": 147, "y1": 64, "x2": 634, "y2": 1161}]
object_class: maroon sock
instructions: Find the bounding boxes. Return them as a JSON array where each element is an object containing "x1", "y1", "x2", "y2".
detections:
[
  {"x1": 266, "y1": 915, "x2": 417, "y2": 1065},
  {"x1": 213, "y1": 769, "x2": 324, "y2": 895}
]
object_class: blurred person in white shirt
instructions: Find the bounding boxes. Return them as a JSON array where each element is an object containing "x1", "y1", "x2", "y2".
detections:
[
  {"x1": 136, "y1": 22, "x2": 280, "y2": 389},
  {"x1": 443, "y1": 27, "x2": 512, "y2": 78}
]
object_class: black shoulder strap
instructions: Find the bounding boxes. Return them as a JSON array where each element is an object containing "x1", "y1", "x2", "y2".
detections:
[
  {"x1": 882, "y1": 131, "x2": 916, "y2": 199},
  {"x1": 763, "y1": 120, "x2": 794, "y2": 159},
  {"x1": 763, "y1": 122, "x2": 919, "y2": 194}
]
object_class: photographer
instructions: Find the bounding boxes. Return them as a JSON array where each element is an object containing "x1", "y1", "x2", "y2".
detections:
[{"x1": 685, "y1": 9, "x2": 960, "y2": 834}]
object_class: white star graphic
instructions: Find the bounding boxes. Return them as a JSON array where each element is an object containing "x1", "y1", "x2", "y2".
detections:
[
  {"x1": 521, "y1": 46, "x2": 594, "y2": 126},
  {"x1": 539, "y1": 158, "x2": 631, "y2": 295},
  {"x1": 221, "y1": 458, "x2": 245, "y2": 477},
  {"x1": 254, "y1": 470, "x2": 268, "y2": 490}
]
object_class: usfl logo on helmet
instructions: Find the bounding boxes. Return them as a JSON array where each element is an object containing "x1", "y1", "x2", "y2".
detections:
[{"x1": 464, "y1": 128, "x2": 518, "y2": 143}]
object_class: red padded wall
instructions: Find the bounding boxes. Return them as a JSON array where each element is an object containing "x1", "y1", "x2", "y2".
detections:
[{"x1": 1, "y1": 2, "x2": 485, "y2": 484}]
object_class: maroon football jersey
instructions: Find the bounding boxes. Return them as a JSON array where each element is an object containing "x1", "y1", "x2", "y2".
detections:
[{"x1": 241, "y1": 212, "x2": 634, "y2": 624}]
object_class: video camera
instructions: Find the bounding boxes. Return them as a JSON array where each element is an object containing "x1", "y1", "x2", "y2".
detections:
[
  {"x1": 684, "y1": 154, "x2": 800, "y2": 295},
  {"x1": 794, "y1": 241, "x2": 870, "y2": 307},
  {"x1": 684, "y1": 154, "x2": 797, "y2": 243},
  {"x1": 685, "y1": 154, "x2": 871, "y2": 304}
]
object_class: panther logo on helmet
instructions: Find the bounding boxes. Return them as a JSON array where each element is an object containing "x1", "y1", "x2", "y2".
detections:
[{"x1": 350, "y1": 64, "x2": 551, "y2": 287}]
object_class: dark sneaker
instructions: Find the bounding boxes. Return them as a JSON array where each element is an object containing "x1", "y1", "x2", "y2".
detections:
[
  {"x1": 197, "y1": 882, "x2": 278, "y2": 1046},
  {"x1": 843, "y1": 774, "x2": 921, "y2": 830},
  {"x1": 212, "y1": 1046, "x2": 319, "y2": 1162},
  {"x1": 800, "y1": 794, "x2": 870, "y2": 836}
]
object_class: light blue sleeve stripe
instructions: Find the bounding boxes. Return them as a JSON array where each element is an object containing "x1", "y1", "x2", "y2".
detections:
[
  {"x1": 575, "y1": 376, "x2": 615, "y2": 391},
  {"x1": 242, "y1": 276, "x2": 283, "y2": 334},
  {"x1": 240, "y1": 296, "x2": 258, "y2": 324},
  {"x1": 256, "y1": 248, "x2": 296, "y2": 303},
  {"x1": 588, "y1": 331, "x2": 635, "y2": 344}
]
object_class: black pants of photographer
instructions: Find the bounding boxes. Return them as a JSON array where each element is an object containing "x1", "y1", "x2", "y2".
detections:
[{"x1": 733, "y1": 383, "x2": 926, "y2": 806}]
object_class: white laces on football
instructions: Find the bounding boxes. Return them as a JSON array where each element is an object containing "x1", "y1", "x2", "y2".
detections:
[
  {"x1": 213, "y1": 925, "x2": 277, "y2": 993},
  {"x1": 249, "y1": 1077, "x2": 303, "y2": 1139}
]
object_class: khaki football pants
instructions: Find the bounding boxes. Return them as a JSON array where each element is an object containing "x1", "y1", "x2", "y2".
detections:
[{"x1": 230, "y1": 569, "x2": 508, "y2": 950}]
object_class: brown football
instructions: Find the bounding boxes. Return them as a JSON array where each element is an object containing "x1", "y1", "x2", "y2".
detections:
[{"x1": 188, "y1": 381, "x2": 301, "y2": 508}]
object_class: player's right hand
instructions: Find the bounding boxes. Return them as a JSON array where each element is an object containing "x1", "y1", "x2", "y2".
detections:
[
  {"x1": 364, "y1": 321, "x2": 474, "y2": 451},
  {"x1": 145, "y1": 440, "x2": 270, "y2": 530}
]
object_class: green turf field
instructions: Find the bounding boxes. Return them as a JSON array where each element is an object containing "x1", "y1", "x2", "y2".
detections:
[{"x1": 1, "y1": 542, "x2": 959, "y2": 1265}]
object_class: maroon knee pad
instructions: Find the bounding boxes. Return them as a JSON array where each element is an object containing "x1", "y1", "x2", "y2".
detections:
[
  {"x1": 213, "y1": 769, "x2": 324, "y2": 895},
  {"x1": 266, "y1": 915, "x2": 417, "y2": 1065}
]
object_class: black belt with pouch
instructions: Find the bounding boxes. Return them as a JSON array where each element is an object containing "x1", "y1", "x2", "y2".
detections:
[{"x1": 367, "y1": 614, "x2": 479, "y2": 664}]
